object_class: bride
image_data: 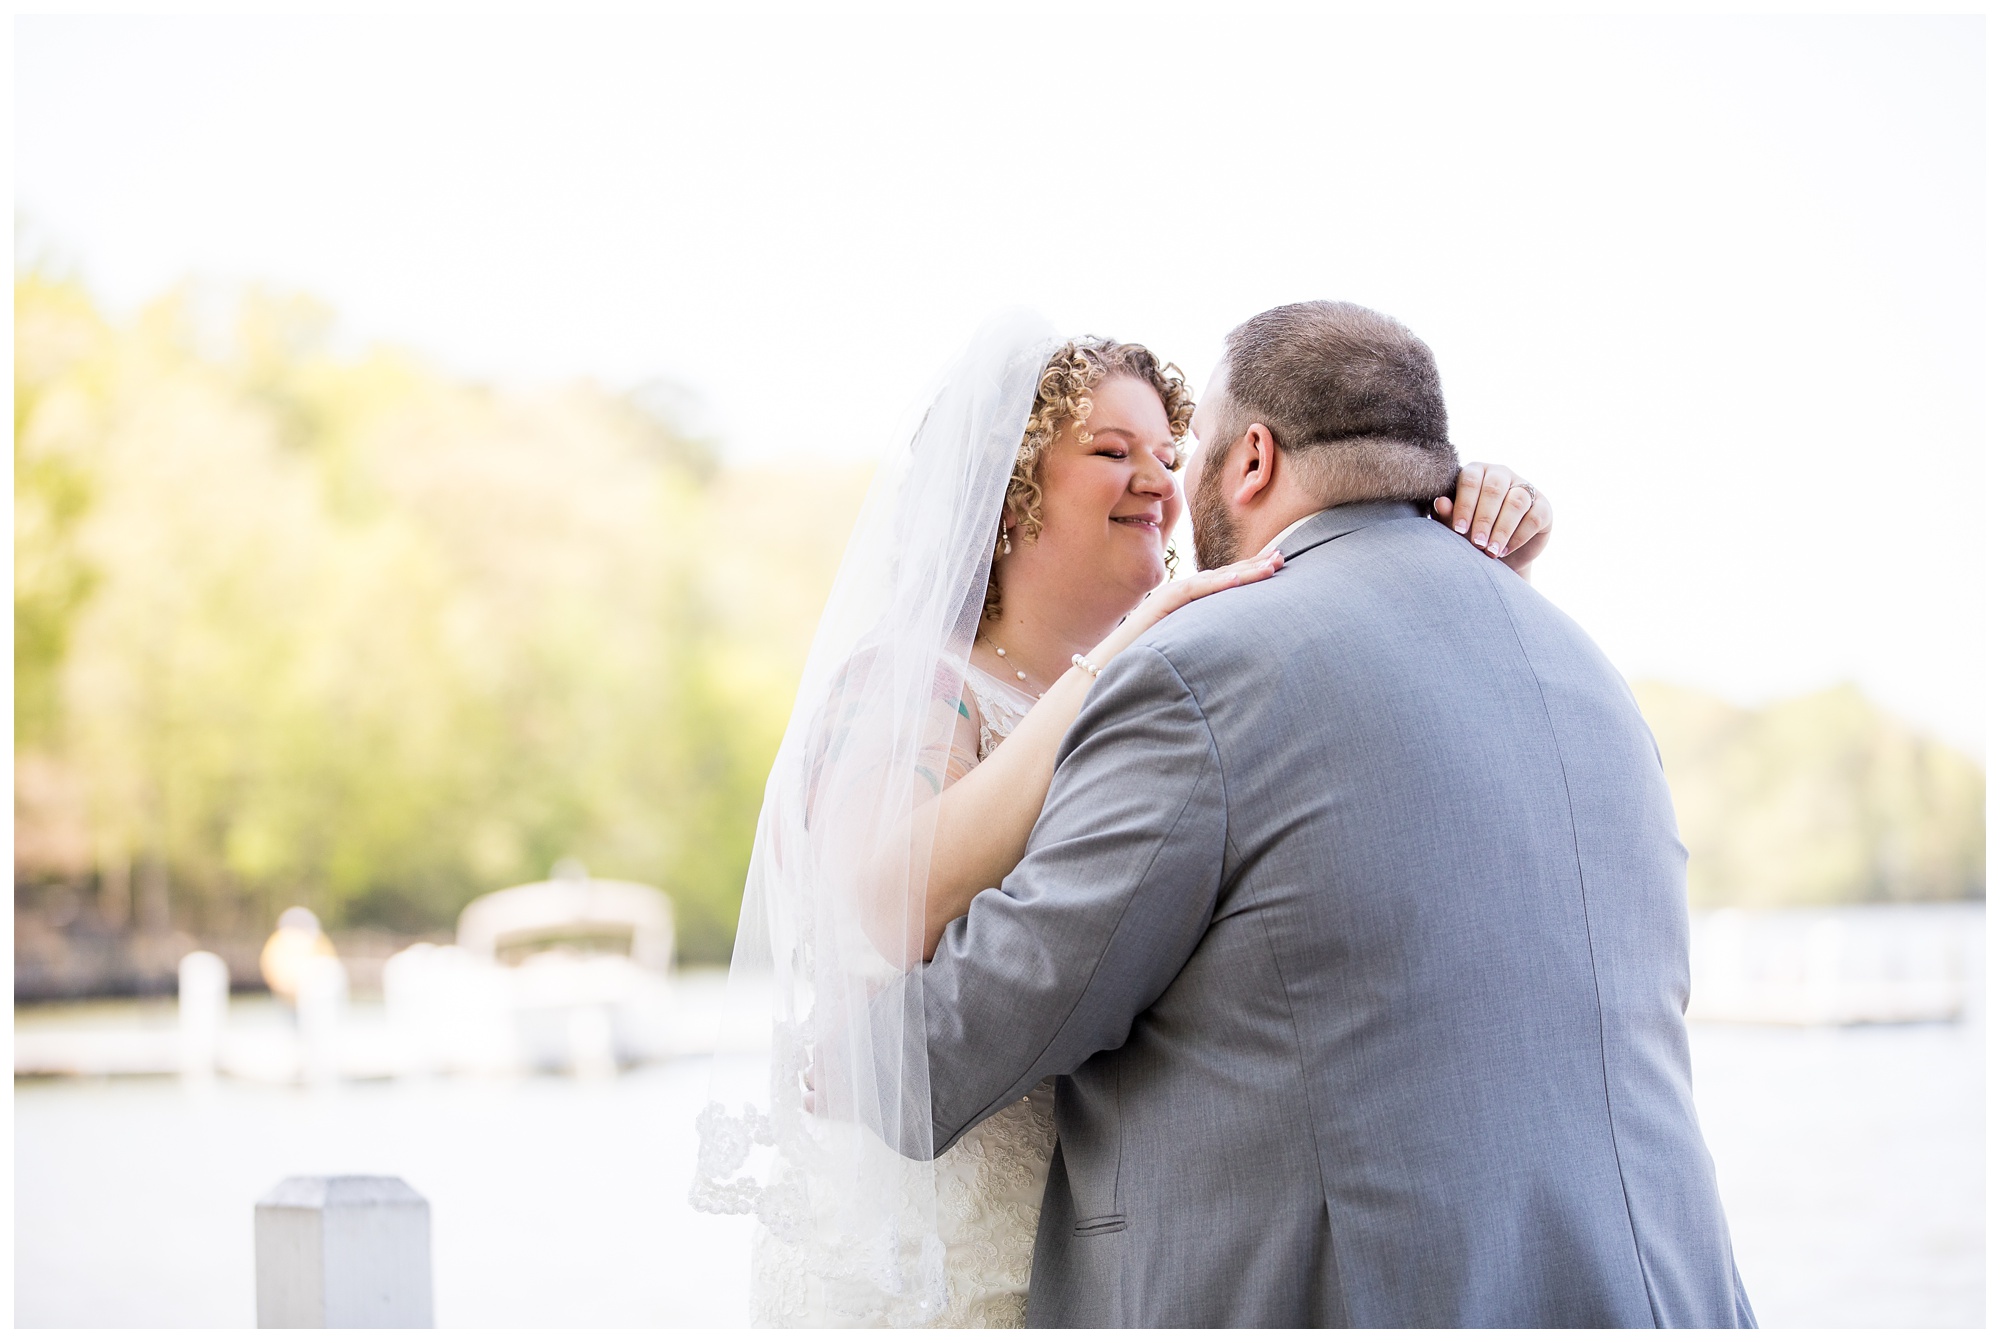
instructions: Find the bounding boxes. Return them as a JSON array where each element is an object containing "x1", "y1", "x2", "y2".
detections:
[{"x1": 690, "y1": 312, "x2": 1554, "y2": 1327}]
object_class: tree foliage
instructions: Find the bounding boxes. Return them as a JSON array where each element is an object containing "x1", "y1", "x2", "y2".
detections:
[
  {"x1": 1634, "y1": 681, "x2": 1984, "y2": 906},
  {"x1": 14, "y1": 274, "x2": 865, "y2": 960}
]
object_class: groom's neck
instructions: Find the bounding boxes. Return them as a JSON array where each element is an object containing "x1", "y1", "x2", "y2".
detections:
[
  {"x1": 1232, "y1": 470, "x2": 1337, "y2": 558},
  {"x1": 1235, "y1": 503, "x2": 1324, "y2": 559},
  {"x1": 1235, "y1": 464, "x2": 1439, "y2": 559}
]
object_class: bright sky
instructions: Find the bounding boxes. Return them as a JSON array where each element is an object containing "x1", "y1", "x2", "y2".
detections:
[{"x1": 15, "y1": 13, "x2": 1986, "y2": 755}]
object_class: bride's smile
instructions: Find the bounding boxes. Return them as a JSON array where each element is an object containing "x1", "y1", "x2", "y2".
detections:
[{"x1": 1109, "y1": 501, "x2": 1165, "y2": 538}]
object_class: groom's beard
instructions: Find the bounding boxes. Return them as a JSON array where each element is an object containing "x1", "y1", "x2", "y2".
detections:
[{"x1": 1189, "y1": 456, "x2": 1242, "y2": 570}]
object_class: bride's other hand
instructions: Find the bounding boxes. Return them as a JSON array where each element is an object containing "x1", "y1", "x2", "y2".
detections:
[
  {"x1": 1135, "y1": 548, "x2": 1285, "y2": 628},
  {"x1": 1088, "y1": 548, "x2": 1285, "y2": 667},
  {"x1": 1432, "y1": 462, "x2": 1552, "y2": 576}
]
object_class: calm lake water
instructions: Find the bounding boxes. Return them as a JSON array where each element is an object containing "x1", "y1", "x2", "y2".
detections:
[{"x1": 14, "y1": 919, "x2": 1986, "y2": 1327}]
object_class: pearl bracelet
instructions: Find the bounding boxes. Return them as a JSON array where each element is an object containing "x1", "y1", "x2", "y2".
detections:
[{"x1": 1071, "y1": 654, "x2": 1103, "y2": 679}]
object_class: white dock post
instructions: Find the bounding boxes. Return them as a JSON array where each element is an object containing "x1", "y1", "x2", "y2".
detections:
[
  {"x1": 178, "y1": 951, "x2": 229, "y2": 1082},
  {"x1": 295, "y1": 956, "x2": 349, "y2": 1088},
  {"x1": 255, "y1": 1175, "x2": 434, "y2": 1328}
]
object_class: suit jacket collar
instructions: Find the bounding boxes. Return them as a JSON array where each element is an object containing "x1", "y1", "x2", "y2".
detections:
[{"x1": 1275, "y1": 499, "x2": 1427, "y2": 562}]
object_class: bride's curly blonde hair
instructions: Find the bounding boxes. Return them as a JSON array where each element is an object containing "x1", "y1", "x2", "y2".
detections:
[{"x1": 985, "y1": 339, "x2": 1195, "y2": 621}]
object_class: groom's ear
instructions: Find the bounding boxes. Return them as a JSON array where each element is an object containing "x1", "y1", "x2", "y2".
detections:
[{"x1": 1231, "y1": 424, "x2": 1282, "y2": 506}]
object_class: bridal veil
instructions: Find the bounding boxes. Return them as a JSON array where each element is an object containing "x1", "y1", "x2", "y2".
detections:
[{"x1": 690, "y1": 311, "x2": 1058, "y2": 1323}]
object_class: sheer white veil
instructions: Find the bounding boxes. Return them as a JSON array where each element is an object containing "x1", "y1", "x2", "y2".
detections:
[{"x1": 691, "y1": 310, "x2": 1059, "y2": 1323}]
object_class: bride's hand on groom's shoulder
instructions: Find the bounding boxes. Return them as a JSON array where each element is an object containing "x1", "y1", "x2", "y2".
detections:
[
  {"x1": 1133, "y1": 550, "x2": 1286, "y2": 632},
  {"x1": 1432, "y1": 462, "x2": 1553, "y2": 576},
  {"x1": 1087, "y1": 550, "x2": 1285, "y2": 673}
]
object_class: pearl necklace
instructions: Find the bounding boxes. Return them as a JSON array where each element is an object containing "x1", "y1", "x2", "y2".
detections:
[{"x1": 982, "y1": 636, "x2": 1044, "y2": 699}]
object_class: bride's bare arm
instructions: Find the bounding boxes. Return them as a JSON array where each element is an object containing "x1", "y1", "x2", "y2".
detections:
[{"x1": 910, "y1": 548, "x2": 1285, "y2": 962}]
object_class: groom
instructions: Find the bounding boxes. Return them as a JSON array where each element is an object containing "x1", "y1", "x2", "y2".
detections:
[{"x1": 879, "y1": 301, "x2": 1755, "y2": 1327}]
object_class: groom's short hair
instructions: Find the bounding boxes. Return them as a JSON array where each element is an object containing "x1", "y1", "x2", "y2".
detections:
[{"x1": 1215, "y1": 301, "x2": 1458, "y2": 506}]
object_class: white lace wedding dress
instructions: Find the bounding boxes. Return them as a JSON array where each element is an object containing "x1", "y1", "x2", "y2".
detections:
[{"x1": 749, "y1": 664, "x2": 1058, "y2": 1328}]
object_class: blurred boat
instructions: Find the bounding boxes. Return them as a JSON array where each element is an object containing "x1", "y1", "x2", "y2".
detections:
[
  {"x1": 15, "y1": 865, "x2": 684, "y2": 1082},
  {"x1": 383, "y1": 862, "x2": 676, "y2": 1077}
]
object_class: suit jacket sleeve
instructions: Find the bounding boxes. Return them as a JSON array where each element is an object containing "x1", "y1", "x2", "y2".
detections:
[{"x1": 875, "y1": 642, "x2": 1229, "y2": 1157}]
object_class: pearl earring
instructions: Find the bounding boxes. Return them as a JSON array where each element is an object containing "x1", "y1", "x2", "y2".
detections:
[{"x1": 1001, "y1": 527, "x2": 1012, "y2": 556}]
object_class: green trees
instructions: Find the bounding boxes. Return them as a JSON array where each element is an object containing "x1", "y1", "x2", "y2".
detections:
[
  {"x1": 13, "y1": 275, "x2": 858, "y2": 960},
  {"x1": 15, "y1": 272, "x2": 106, "y2": 755},
  {"x1": 1634, "y1": 682, "x2": 1984, "y2": 907}
]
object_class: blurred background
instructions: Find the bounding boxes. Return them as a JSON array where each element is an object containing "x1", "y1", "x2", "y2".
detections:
[{"x1": 14, "y1": 10, "x2": 1985, "y2": 1328}]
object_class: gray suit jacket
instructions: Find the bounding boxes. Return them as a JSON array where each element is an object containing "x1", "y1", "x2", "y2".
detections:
[{"x1": 887, "y1": 500, "x2": 1755, "y2": 1328}]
